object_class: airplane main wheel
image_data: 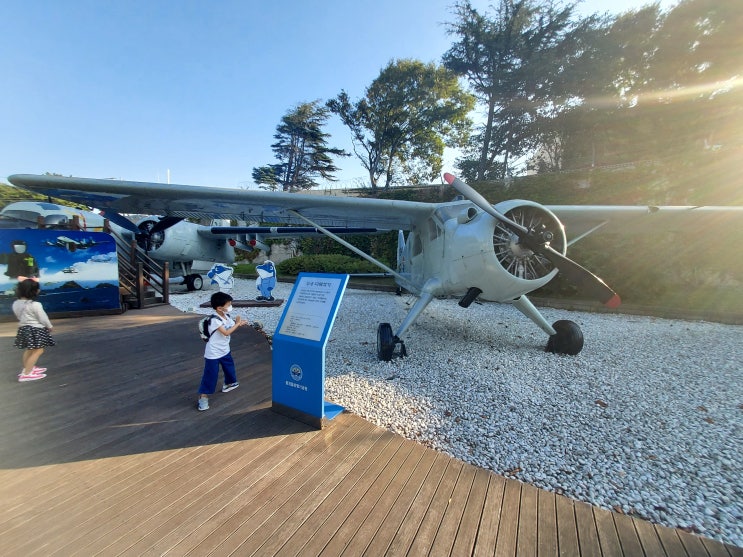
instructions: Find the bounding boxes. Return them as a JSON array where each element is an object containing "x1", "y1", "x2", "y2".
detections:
[
  {"x1": 377, "y1": 323, "x2": 395, "y2": 362},
  {"x1": 545, "y1": 320, "x2": 584, "y2": 355},
  {"x1": 186, "y1": 274, "x2": 203, "y2": 291}
]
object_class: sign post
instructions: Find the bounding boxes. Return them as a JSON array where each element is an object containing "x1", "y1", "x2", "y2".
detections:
[{"x1": 271, "y1": 273, "x2": 349, "y2": 428}]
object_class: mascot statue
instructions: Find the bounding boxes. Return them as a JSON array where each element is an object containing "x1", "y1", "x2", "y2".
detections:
[
  {"x1": 255, "y1": 260, "x2": 276, "y2": 301},
  {"x1": 207, "y1": 263, "x2": 234, "y2": 292}
]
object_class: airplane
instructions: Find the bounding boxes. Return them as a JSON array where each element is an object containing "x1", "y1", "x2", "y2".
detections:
[
  {"x1": 8, "y1": 173, "x2": 743, "y2": 359},
  {"x1": 46, "y1": 234, "x2": 105, "y2": 252},
  {"x1": 1, "y1": 199, "x2": 383, "y2": 291},
  {"x1": 62, "y1": 266, "x2": 79, "y2": 273}
]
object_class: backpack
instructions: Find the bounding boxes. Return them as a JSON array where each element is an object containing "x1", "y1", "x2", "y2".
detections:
[{"x1": 199, "y1": 315, "x2": 217, "y2": 342}]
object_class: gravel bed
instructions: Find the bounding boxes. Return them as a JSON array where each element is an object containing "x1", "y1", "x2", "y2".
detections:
[{"x1": 171, "y1": 279, "x2": 742, "y2": 547}]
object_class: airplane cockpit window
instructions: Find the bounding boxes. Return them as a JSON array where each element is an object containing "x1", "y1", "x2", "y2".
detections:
[{"x1": 0, "y1": 209, "x2": 40, "y2": 224}]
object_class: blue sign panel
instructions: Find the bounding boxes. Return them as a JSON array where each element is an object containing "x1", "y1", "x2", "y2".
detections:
[
  {"x1": 0, "y1": 229, "x2": 120, "y2": 316},
  {"x1": 272, "y1": 273, "x2": 348, "y2": 427}
]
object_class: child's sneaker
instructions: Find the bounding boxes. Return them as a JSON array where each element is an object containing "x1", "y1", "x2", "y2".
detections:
[
  {"x1": 222, "y1": 382, "x2": 239, "y2": 393},
  {"x1": 19, "y1": 373, "x2": 46, "y2": 382},
  {"x1": 197, "y1": 398, "x2": 209, "y2": 411},
  {"x1": 18, "y1": 367, "x2": 46, "y2": 377}
]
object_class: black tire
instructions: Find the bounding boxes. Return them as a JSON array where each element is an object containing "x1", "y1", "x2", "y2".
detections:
[
  {"x1": 545, "y1": 319, "x2": 584, "y2": 355},
  {"x1": 185, "y1": 274, "x2": 203, "y2": 291},
  {"x1": 377, "y1": 323, "x2": 395, "y2": 361},
  {"x1": 120, "y1": 297, "x2": 128, "y2": 314}
]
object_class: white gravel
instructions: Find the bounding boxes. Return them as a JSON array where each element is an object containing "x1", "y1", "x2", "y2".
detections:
[{"x1": 171, "y1": 278, "x2": 742, "y2": 547}]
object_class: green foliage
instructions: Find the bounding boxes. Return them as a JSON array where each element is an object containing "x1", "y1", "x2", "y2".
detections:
[
  {"x1": 444, "y1": 0, "x2": 743, "y2": 186},
  {"x1": 444, "y1": 0, "x2": 589, "y2": 180},
  {"x1": 298, "y1": 231, "x2": 397, "y2": 268},
  {"x1": 1, "y1": 181, "x2": 87, "y2": 209},
  {"x1": 232, "y1": 262, "x2": 257, "y2": 275},
  {"x1": 252, "y1": 100, "x2": 348, "y2": 191},
  {"x1": 328, "y1": 59, "x2": 474, "y2": 190},
  {"x1": 277, "y1": 254, "x2": 380, "y2": 276},
  {"x1": 250, "y1": 167, "x2": 279, "y2": 191}
]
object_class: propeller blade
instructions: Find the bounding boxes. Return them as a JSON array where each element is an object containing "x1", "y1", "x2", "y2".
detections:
[
  {"x1": 149, "y1": 216, "x2": 183, "y2": 234},
  {"x1": 97, "y1": 209, "x2": 139, "y2": 234},
  {"x1": 443, "y1": 173, "x2": 621, "y2": 308},
  {"x1": 444, "y1": 173, "x2": 527, "y2": 235},
  {"x1": 533, "y1": 244, "x2": 621, "y2": 308}
]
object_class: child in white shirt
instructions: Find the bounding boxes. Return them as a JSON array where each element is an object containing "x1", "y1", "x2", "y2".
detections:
[{"x1": 197, "y1": 291, "x2": 249, "y2": 411}]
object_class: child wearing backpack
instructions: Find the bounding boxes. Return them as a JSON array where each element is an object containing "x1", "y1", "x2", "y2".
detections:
[{"x1": 197, "y1": 291, "x2": 249, "y2": 411}]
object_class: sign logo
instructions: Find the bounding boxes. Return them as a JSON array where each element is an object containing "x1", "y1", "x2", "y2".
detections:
[{"x1": 289, "y1": 364, "x2": 303, "y2": 382}]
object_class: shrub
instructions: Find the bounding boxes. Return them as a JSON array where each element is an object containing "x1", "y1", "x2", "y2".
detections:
[{"x1": 276, "y1": 254, "x2": 380, "y2": 276}]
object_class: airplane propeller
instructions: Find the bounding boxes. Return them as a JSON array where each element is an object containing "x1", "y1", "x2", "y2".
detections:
[
  {"x1": 136, "y1": 217, "x2": 183, "y2": 252},
  {"x1": 444, "y1": 173, "x2": 621, "y2": 308},
  {"x1": 97, "y1": 209, "x2": 183, "y2": 252}
]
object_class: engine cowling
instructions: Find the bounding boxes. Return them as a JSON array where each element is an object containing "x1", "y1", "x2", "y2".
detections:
[
  {"x1": 137, "y1": 219, "x2": 165, "y2": 251},
  {"x1": 431, "y1": 200, "x2": 568, "y2": 303},
  {"x1": 491, "y1": 200, "x2": 567, "y2": 280}
]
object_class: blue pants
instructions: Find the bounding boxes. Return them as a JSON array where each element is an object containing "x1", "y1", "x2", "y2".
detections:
[{"x1": 198, "y1": 352, "x2": 237, "y2": 394}]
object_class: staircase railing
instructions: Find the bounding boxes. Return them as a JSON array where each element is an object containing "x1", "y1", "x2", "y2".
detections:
[{"x1": 105, "y1": 223, "x2": 170, "y2": 308}]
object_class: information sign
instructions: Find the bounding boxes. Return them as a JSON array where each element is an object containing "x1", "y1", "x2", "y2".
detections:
[{"x1": 271, "y1": 273, "x2": 349, "y2": 428}]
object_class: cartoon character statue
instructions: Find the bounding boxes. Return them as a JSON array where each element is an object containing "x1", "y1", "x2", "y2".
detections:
[
  {"x1": 207, "y1": 263, "x2": 234, "y2": 292},
  {"x1": 1, "y1": 239, "x2": 40, "y2": 280},
  {"x1": 255, "y1": 260, "x2": 276, "y2": 301}
]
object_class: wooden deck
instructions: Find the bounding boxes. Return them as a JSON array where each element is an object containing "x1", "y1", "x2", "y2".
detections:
[{"x1": 0, "y1": 305, "x2": 739, "y2": 556}]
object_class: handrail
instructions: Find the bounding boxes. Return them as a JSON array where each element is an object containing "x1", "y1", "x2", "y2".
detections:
[{"x1": 104, "y1": 222, "x2": 169, "y2": 307}]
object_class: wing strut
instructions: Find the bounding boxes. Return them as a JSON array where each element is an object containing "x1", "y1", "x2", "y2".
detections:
[{"x1": 287, "y1": 210, "x2": 415, "y2": 291}]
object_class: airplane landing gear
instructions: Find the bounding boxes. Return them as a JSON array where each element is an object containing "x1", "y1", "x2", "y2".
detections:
[
  {"x1": 545, "y1": 319, "x2": 584, "y2": 355},
  {"x1": 377, "y1": 323, "x2": 407, "y2": 361},
  {"x1": 185, "y1": 274, "x2": 203, "y2": 291}
]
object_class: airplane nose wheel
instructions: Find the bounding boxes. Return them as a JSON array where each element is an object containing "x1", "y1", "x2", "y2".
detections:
[
  {"x1": 377, "y1": 323, "x2": 407, "y2": 361},
  {"x1": 545, "y1": 319, "x2": 584, "y2": 355}
]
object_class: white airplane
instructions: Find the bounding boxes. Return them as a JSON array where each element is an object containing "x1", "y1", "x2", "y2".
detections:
[{"x1": 8, "y1": 173, "x2": 743, "y2": 359}]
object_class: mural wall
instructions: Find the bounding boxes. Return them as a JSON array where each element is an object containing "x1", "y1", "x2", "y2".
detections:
[{"x1": 0, "y1": 229, "x2": 120, "y2": 315}]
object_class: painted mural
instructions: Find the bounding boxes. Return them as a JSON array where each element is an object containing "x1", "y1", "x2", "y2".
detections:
[{"x1": 0, "y1": 229, "x2": 120, "y2": 315}]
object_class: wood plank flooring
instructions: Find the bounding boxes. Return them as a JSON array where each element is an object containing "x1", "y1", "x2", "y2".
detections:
[{"x1": 0, "y1": 305, "x2": 740, "y2": 556}]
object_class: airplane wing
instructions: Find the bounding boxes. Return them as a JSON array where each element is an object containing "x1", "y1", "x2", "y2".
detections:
[
  {"x1": 7, "y1": 174, "x2": 436, "y2": 230},
  {"x1": 8, "y1": 174, "x2": 742, "y2": 243},
  {"x1": 547, "y1": 205, "x2": 743, "y2": 243}
]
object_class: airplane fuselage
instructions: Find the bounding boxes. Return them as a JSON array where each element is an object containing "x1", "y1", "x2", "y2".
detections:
[{"x1": 133, "y1": 219, "x2": 235, "y2": 268}]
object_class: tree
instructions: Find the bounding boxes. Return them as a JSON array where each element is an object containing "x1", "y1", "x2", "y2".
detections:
[
  {"x1": 327, "y1": 59, "x2": 474, "y2": 190},
  {"x1": 558, "y1": 0, "x2": 743, "y2": 171},
  {"x1": 252, "y1": 101, "x2": 348, "y2": 191},
  {"x1": 443, "y1": 0, "x2": 593, "y2": 180}
]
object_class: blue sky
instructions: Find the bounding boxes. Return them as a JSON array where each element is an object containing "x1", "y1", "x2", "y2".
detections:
[{"x1": 1, "y1": 0, "x2": 677, "y2": 190}]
